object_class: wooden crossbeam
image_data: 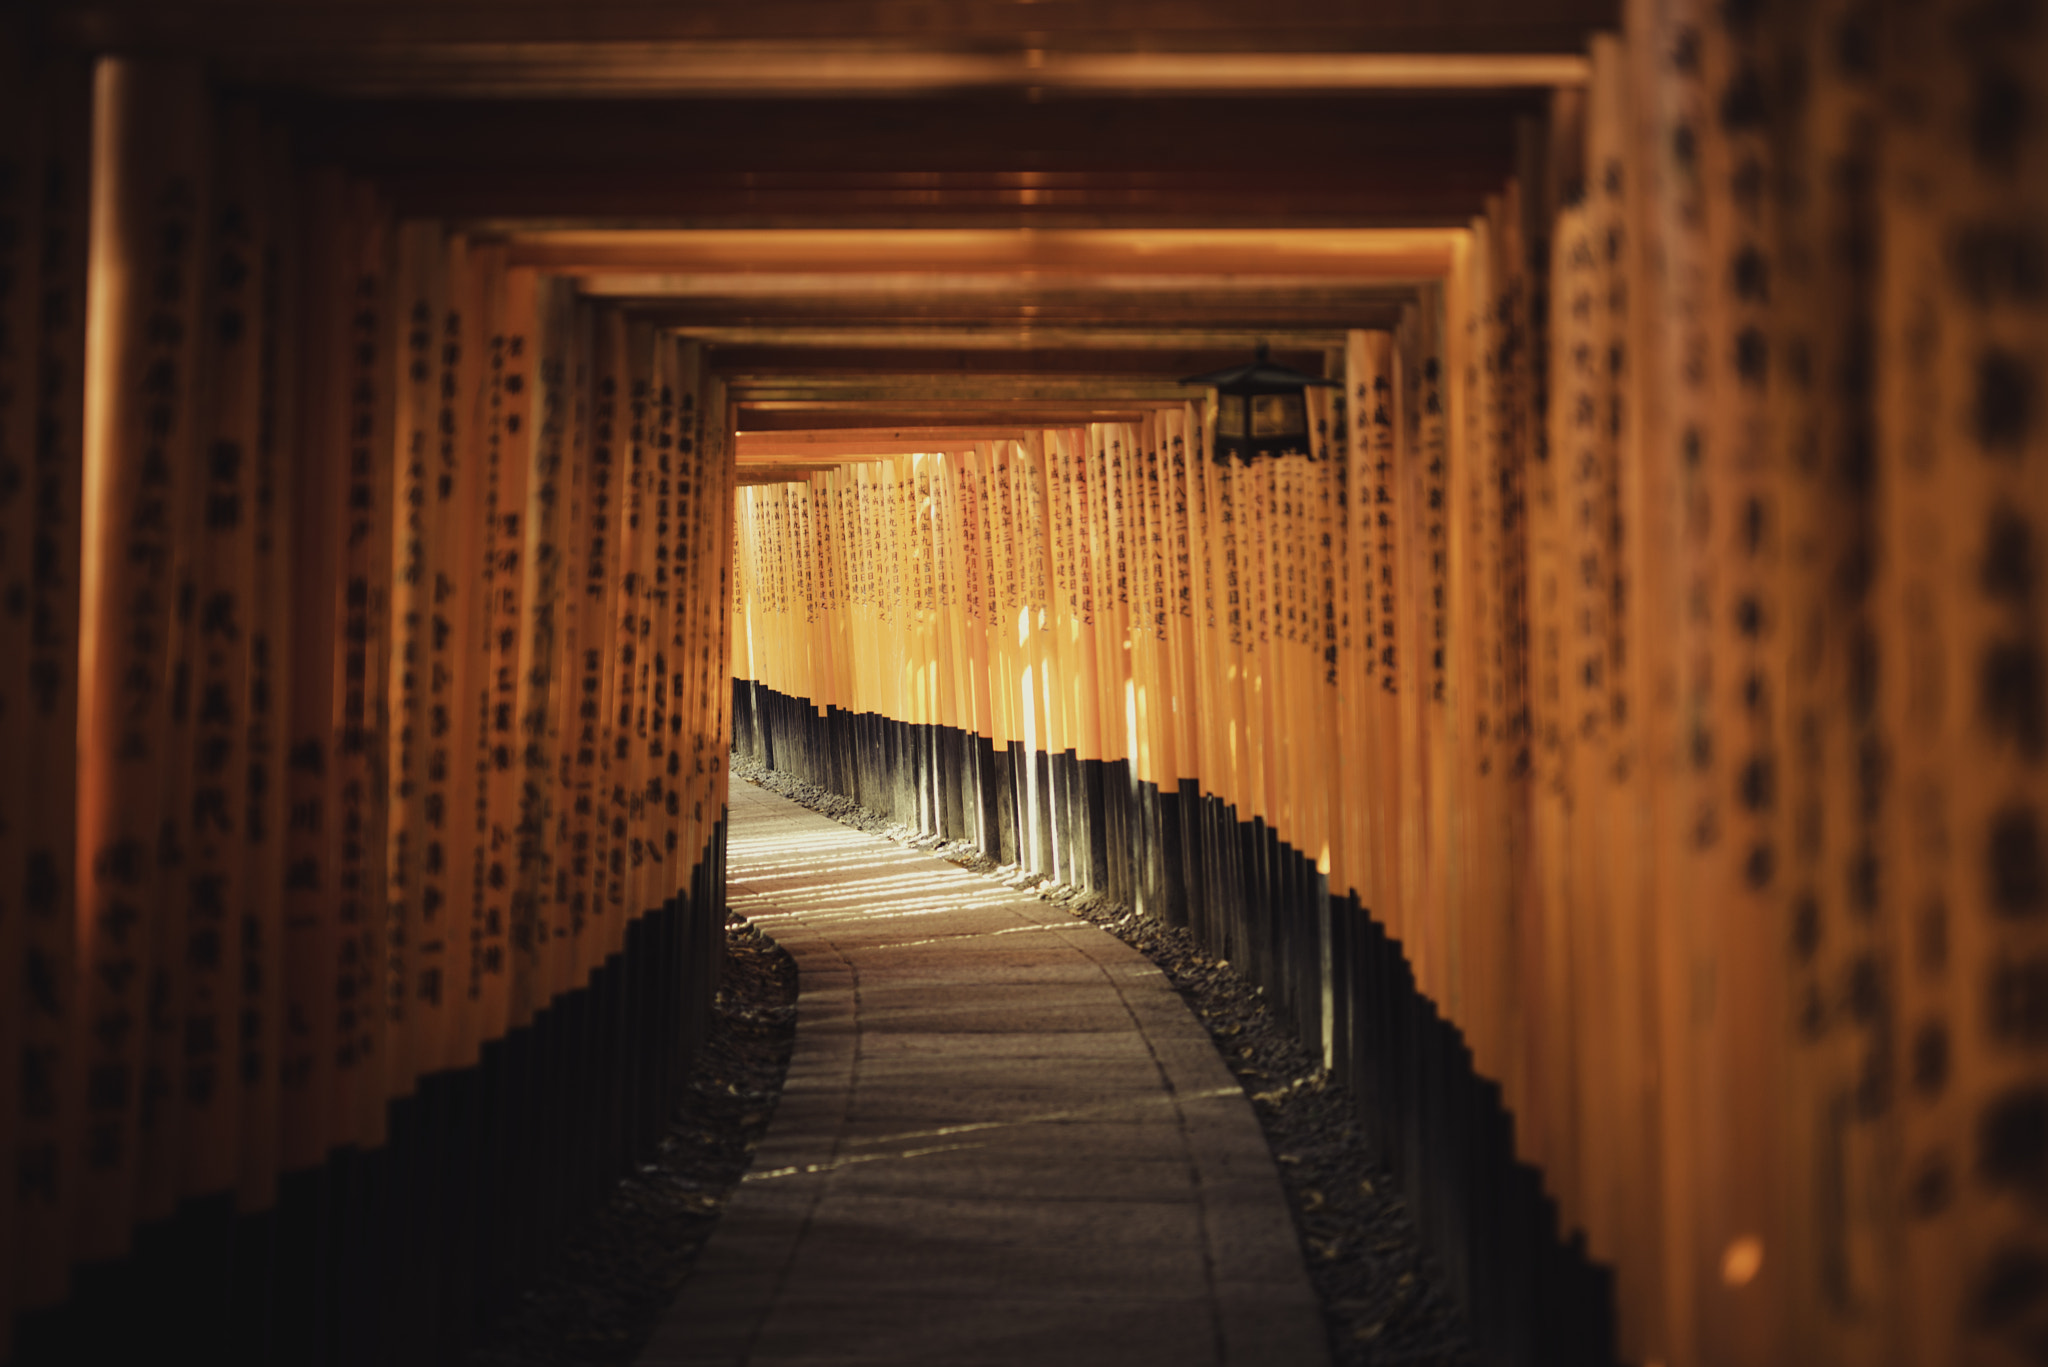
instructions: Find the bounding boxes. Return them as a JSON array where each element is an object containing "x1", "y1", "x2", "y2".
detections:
[{"x1": 508, "y1": 227, "x2": 1463, "y2": 276}]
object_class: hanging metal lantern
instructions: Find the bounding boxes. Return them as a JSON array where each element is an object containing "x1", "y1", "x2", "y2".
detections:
[{"x1": 1180, "y1": 341, "x2": 1339, "y2": 465}]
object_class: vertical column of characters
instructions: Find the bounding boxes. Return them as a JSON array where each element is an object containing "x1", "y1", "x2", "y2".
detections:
[
  {"x1": 1304, "y1": 390, "x2": 1336, "y2": 897},
  {"x1": 74, "y1": 60, "x2": 208, "y2": 1252},
  {"x1": 1210, "y1": 412, "x2": 1250, "y2": 838},
  {"x1": 729, "y1": 488, "x2": 753, "y2": 723},
  {"x1": 955, "y1": 452, "x2": 993, "y2": 753},
  {"x1": 449, "y1": 240, "x2": 499, "y2": 1066},
  {"x1": 1532, "y1": 200, "x2": 1593, "y2": 1223},
  {"x1": 1496, "y1": 189, "x2": 1542, "y2": 1104},
  {"x1": 946, "y1": 452, "x2": 977, "y2": 749},
  {"x1": 1124, "y1": 423, "x2": 1156, "y2": 877},
  {"x1": 759, "y1": 480, "x2": 780, "y2": 714},
  {"x1": 640, "y1": 335, "x2": 678, "y2": 906},
  {"x1": 1175, "y1": 408, "x2": 1203, "y2": 860},
  {"x1": 1273, "y1": 441, "x2": 1308, "y2": 869},
  {"x1": 839, "y1": 466, "x2": 858, "y2": 720},
  {"x1": 1094, "y1": 428, "x2": 1125, "y2": 799},
  {"x1": 774, "y1": 478, "x2": 792, "y2": 705},
  {"x1": 705, "y1": 378, "x2": 736, "y2": 830},
  {"x1": 900, "y1": 454, "x2": 926, "y2": 756},
  {"x1": 1869, "y1": 9, "x2": 1956, "y2": 1351},
  {"x1": 923, "y1": 457, "x2": 947, "y2": 747},
  {"x1": 1136, "y1": 418, "x2": 1176, "y2": 902},
  {"x1": 767, "y1": 474, "x2": 791, "y2": 710},
  {"x1": 470, "y1": 248, "x2": 523, "y2": 1053},
  {"x1": 1345, "y1": 339, "x2": 1382, "y2": 922},
  {"x1": 675, "y1": 351, "x2": 717, "y2": 876},
  {"x1": 631, "y1": 334, "x2": 666, "y2": 909},
  {"x1": 782, "y1": 478, "x2": 800, "y2": 708},
  {"x1": 1177, "y1": 405, "x2": 1215, "y2": 934},
  {"x1": 672, "y1": 348, "x2": 707, "y2": 881},
  {"x1": 1215, "y1": 433, "x2": 1246, "y2": 836},
  {"x1": 134, "y1": 138, "x2": 215, "y2": 1225},
  {"x1": 1613, "y1": 8, "x2": 1687, "y2": 1356},
  {"x1": 827, "y1": 471, "x2": 851, "y2": 721},
  {"x1": 416, "y1": 231, "x2": 476, "y2": 1077},
  {"x1": 700, "y1": 362, "x2": 733, "y2": 881},
  {"x1": 331, "y1": 180, "x2": 394, "y2": 1149},
  {"x1": 1149, "y1": 418, "x2": 1184, "y2": 818},
  {"x1": 138, "y1": 72, "x2": 220, "y2": 1229},
  {"x1": 979, "y1": 445, "x2": 1013, "y2": 769},
  {"x1": 237, "y1": 120, "x2": 293, "y2": 1211},
  {"x1": 1037, "y1": 432, "x2": 1072, "y2": 805},
  {"x1": 799, "y1": 474, "x2": 821, "y2": 716},
  {"x1": 278, "y1": 175, "x2": 345, "y2": 1172},
  {"x1": 830, "y1": 469, "x2": 849, "y2": 718},
  {"x1": 1360, "y1": 335, "x2": 1409, "y2": 955},
  {"x1": 546, "y1": 296, "x2": 595, "y2": 991},
  {"x1": 1388, "y1": 311, "x2": 1426, "y2": 940},
  {"x1": 577, "y1": 310, "x2": 626, "y2": 972},
  {"x1": 1587, "y1": 34, "x2": 1666, "y2": 1339},
  {"x1": 932, "y1": 453, "x2": 958, "y2": 748},
  {"x1": 1694, "y1": 11, "x2": 1793, "y2": 1356},
  {"x1": 870, "y1": 461, "x2": 892, "y2": 727},
  {"x1": 675, "y1": 336, "x2": 708, "y2": 901},
  {"x1": 1395, "y1": 316, "x2": 1431, "y2": 959},
  {"x1": 1381, "y1": 319, "x2": 1428, "y2": 1022},
  {"x1": 1757, "y1": 9, "x2": 1888, "y2": 1354},
  {"x1": 1050, "y1": 430, "x2": 1092, "y2": 868},
  {"x1": 507, "y1": 275, "x2": 570, "y2": 1020},
  {"x1": 1069, "y1": 430, "x2": 1106, "y2": 776},
  {"x1": 384, "y1": 220, "x2": 440, "y2": 1099},
  {"x1": 703, "y1": 377, "x2": 736, "y2": 826},
  {"x1": 1299, "y1": 393, "x2": 1336, "y2": 970},
  {"x1": 1163, "y1": 411, "x2": 1200, "y2": 846},
  {"x1": 1631, "y1": 0, "x2": 1717, "y2": 1349},
  {"x1": 1268, "y1": 441, "x2": 1295, "y2": 860},
  {"x1": 839, "y1": 465, "x2": 863, "y2": 723},
  {"x1": 1173, "y1": 407, "x2": 1206, "y2": 842},
  {"x1": 1889, "y1": 4, "x2": 2048, "y2": 1361},
  {"x1": 610, "y1": 322, "x2": 650, "y2": 932},
  {"x1": 0, "y1": 43, "x2": 90, "y2": 1320},
  {"x1": 768, "y1": 478, "x2": 785, "y2": 704},
  {"x1": 811, "y1": 474, "x2": 837, "y2": 720},
  {"x1": 910, "y1": 454, "x2": 936, "y2": 746},
  {"x1": 802, "y1": 472, "x2": 826, "y2": 722},
  {"x1": 1411, "y1": 291, "x2": 1454, "y2": 967},
  {"x1": 999, "y1": 441, "x2": 1029, "y2": 772},
  {"x1": 1100, "y1": 427, "x2": 1133, "y2": 786},
  {"x1": 978, "y1": 447, "x2": 1004, "y2": 760},
  {"x1": 1245, "y1": 438, "x2": 1280, "y2": 848},
  {"x1": 165, "y1": 106, "x2": 272, "y2": 1203},
  {"x1": 727, "y1": 482, "x2": 749, "y2": 700},
  {"x1": 1020, "y1": 435, "x2": 1062, "y2": 863},
  {"x1": 843, "y1": 468, "x2": 867, "y2": 726},
  {"x1": 1303, "y1": 406, "x2": 1332, "y2": 874},
  {"x1": 1436, "y1": 226, "x2": 1488, "y2": 1014},
  {"x1": 775, "y1": 476, "x2": 795, "y2": 709},
  {"x1": 962, "y1": 452, "x2": 994, "y2": 752},
  {"x1": 870, "y1": 457, "x2": 894, "y2": 733}
]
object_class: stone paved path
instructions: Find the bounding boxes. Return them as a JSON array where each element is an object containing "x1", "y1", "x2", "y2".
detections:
[{"x1": 639, "y1": 776, "x2": 1328, "y2": 1367}]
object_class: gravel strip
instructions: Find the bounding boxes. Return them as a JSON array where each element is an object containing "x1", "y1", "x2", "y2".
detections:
[
  {"x1": 467, "y1": 916, "x2": 797, "y2": 1367},
  {"x1": 729, "y1": 753, "x2": 1477, "y2": 1367}
]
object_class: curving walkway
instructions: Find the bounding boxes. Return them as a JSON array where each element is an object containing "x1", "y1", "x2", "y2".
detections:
[{"x1": 638, "y1": 776, "x2": 1328, "y2": 1367}]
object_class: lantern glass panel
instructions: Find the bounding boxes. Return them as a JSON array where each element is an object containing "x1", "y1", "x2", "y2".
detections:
[
  {"x1": 1216, "y1": 393, "x2": 1247, "y2": 438},
  {"x1": 1251, "y1": 393, "x2": 1304, "y2": 439}
]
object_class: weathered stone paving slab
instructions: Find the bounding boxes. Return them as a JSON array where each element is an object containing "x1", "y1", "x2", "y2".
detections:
[{"x1": 639, "y1": 777, "x2": 1327, "y2": 1367}]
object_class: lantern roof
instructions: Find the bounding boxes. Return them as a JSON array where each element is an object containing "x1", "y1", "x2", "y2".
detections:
[{"x1": 1179, "y1": 341, "x2": 1340, "y2": 394}]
